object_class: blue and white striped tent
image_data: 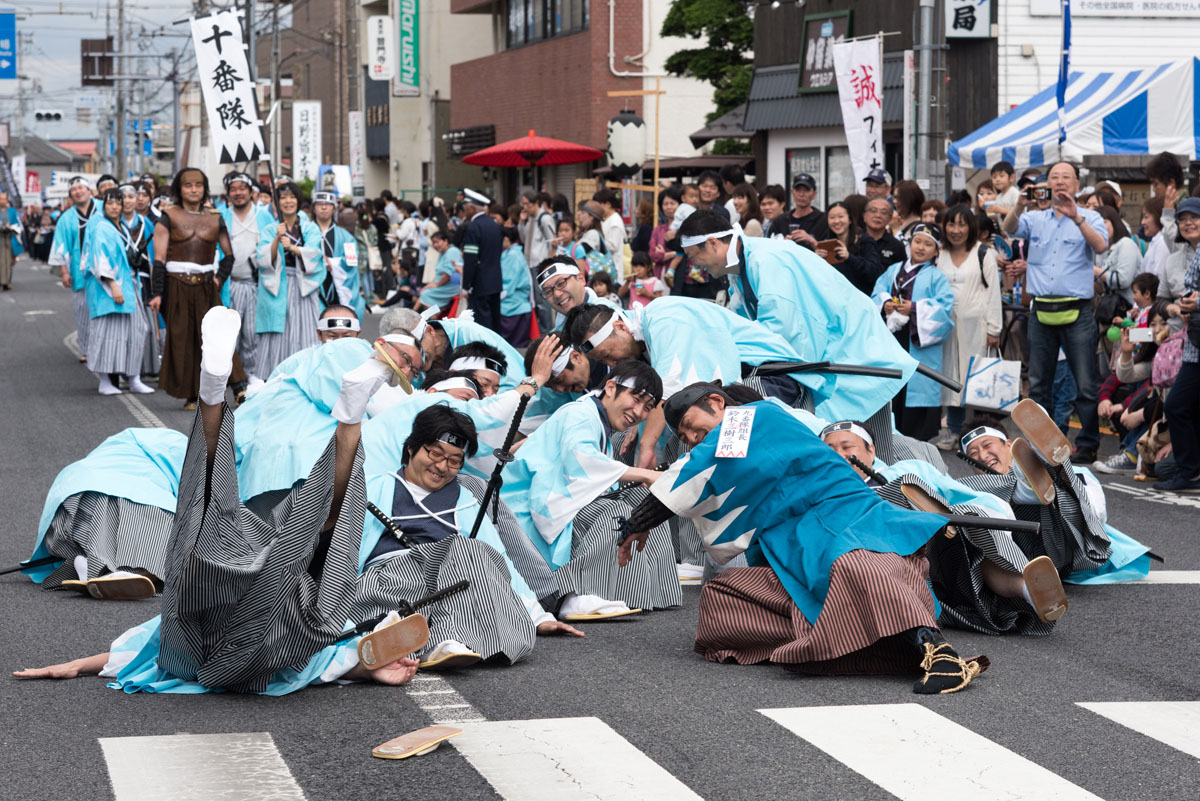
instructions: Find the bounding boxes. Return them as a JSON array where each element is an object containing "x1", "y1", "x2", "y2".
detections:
[{"x1": 949, "y1": 59, "x2": 1200, "y2": 169}]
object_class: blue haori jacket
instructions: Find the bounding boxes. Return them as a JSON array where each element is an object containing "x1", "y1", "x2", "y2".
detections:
[
  {"x1": 500, "y1": 243, "x2": 533, "y2": 317},
  {"x1": 25, "y1": 427, "x2": 188, "y2": 583},
  {"x1": 871, "y1": 260, "x2": 955, "y2": 408},
  {"x1": 1, "y1": 206, "x2": 23, "y2": 256},
  {"x1": 254, "y1": 217, "x2": 326, "y2": 334},
  {"x1": 48, "y1": 199, "x2": 99, "y2": 290},
  {"x1": 233, "y1": 337, "x2": 374, "y2": 501},
  {"x1": 83, "y1": 219, "x2": 141, "y2": 319},
  {"x1": 649, "y1": 400, "x2": 945, "y2": 624},
  {"x1": 729, "y1": 235, "x2": 919, "y2": 421},
  {"x1": 499, "y1": 397, "x2": 627, "y2": 570},
  {"x1": 318, "y1": 222, "x2": 367, "y2": 321}
]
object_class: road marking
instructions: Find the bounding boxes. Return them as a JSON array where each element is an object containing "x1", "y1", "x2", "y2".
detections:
[
  {"x1": 405, "y1": 672, "x2": 486, "y2": 724},
  {"x1": 99, "y1": 732, "x2": 306, "y2": 801},
  {"x1": 62, "y1": 332, "x2": 165, "y2": 428},
  {"x1": 453, "y1": 717, "x2": 703, "y2": 801},
  {"x1": 1105, "y1": 481, "x2": 1200, "y2": 511},
  {"x1": 1078, "y1": 702, "x2": 1200, "y2": 760},
  {"x1": 760, "y1": 704, "x2": 1105, "y2": 801},
  {"x1": 1121, "y1": 571, "x2": 1200, "y2": 585},
  {"x1": 23, "y1": 309, "x2": 55, "y2": 316}
]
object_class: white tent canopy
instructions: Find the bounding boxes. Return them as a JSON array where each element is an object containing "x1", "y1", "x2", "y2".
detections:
[{"x1": 949, "y1": 59, "x2": 1199, "y2": 170}]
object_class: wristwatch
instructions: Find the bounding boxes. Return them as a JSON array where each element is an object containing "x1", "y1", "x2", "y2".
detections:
[{"x1": 519, "y1": 376, "x2": 541, "y2": 392}]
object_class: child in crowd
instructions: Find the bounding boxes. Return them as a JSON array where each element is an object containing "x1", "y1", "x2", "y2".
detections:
[
  {"x1": 1129, "y1": 272, "x2": 1160, "y2": 326},
  {"x1": 664, "y1": 184, "x2": 701, "y2": 292},
  {"x1": 618, "y1": 251, "x2": 667, "y2": 309},
  {"x1": 589, "y1": 271, "x2": 615, "y2": 300}
]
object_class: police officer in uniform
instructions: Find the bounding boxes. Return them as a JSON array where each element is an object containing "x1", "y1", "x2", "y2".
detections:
[{"x1": 459, "y1": 188, "x2": 504, "y2": 334}]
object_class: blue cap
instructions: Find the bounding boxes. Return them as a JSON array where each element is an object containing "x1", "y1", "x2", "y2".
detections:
[
  {"x1": 792, "y1": 173, "x2": 816, "y2": 189},
  {"x1": 1177, "y1": 196, "x2": 1200, "y2": 218},
  {"x1": 865, "y1": 168, "x2": 889, "y2": 185}
]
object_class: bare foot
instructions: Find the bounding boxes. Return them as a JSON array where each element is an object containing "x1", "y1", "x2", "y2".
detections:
[{"x1": 370, "y1": 657, "x2": 420, "y2": 686}]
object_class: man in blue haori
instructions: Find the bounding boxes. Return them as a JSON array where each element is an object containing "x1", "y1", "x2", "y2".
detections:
[{"x1": 49, "y1": 176, "x2": 101, "y2": 362}]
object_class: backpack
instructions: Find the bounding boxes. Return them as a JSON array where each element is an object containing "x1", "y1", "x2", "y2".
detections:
[
  {"x1": 1152, "y1": 330, "x2": 1184, "y2": 388},
  {"x1": 580, "y1": 237, "x2": 619, "y2": 284}
]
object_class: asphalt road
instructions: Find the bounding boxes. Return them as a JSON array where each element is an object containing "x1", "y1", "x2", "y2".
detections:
[{"x1": 1, "y1": 256, "x2": 1197, "y2": 801}]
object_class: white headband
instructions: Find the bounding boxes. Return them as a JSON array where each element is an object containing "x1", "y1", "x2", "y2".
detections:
[
  {"x1": 820, "y1": 421, "x2": 874, "y2": 448},
  {"x1": 410, "y1": 306, "x2": 440, "y2": 341},
  {"x1": 381, "y1": 333, "x2": 418, "y2": 350},
  {"x1": 551, "y1": 346, "x2": 573, "y2": 377},
  {"x1": 960, "y1": 426, "x2": 1008, "y2": 451},
  {"x1": 680, "y1": 228, "x2": 737, "y2": 249},
  {"x1": 430, "y1": 376, "x2": 479, "y2": 398},
  {"x1": 449, "y1": 356, "x2": 501, "y2": 377},
  {"x1": 538, "y1": 261, "x2": 580, "y2": 286},
  {"x1": 583, "y1": 312, "x2": 623, "y2": 353},
  {"x1": 316, "y1": 316, "x2": 360, "y2": 332}
]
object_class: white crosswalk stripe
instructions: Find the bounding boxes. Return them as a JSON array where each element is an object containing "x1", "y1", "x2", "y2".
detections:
[
  {"x1": 1077, "y1": 702, "x2": 1200, "y2": 760},
  {"x1": 760, "y1": 703, "x2": 1106, "y2": 801},
  {"x1": 451, "y1": 716, "x2": 703, "y2": 801},
  {"x1": 100, "y1": 732, "x2": 306, "y2": 801},
  {"x1": 1113, "y1": 571, "x2": 1200, "y2": 584}
]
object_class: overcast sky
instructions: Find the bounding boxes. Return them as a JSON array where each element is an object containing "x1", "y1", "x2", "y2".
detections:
[{"x1": 0, "y1": 1, "x2": 262, "y2": 142}]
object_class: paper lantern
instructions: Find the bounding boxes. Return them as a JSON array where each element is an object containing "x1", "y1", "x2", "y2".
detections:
[{"x1": 607, "y1": 110, "x2": 646, "y2": 179}]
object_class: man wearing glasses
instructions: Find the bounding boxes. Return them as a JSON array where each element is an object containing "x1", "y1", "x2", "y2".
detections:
[
  {"x1": 534, "y1": 256, "x2": 620, "y2": 331},
  {"x1": 862, "y1": 197, "x2": 907, "y2": 269}
]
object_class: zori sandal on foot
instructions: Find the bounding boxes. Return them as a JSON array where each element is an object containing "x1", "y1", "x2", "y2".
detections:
[
  {"x1": 372, "y1": 726, "x2": 463, "y2": 759},
  {"x1": 419, "y1": 640, "x2": 482, "y2": 670},
  {"x1": 357, "y1": 613, "x2": 430, "y2": 669},
  {"x1": 1011, "y1": 399, "x2": 1072, "y2": 466},
  {"x1": 1023, "y1": 555, "x2": 1069, "y2": 623},
  {"x1": 1011, "y1": 438, "x2": 1056, "y2": 505},
  {"x1": 86, "y1": 574, "x2": 156, "y2": 600},
  {"x1": 55, "y1": 580, "x2": 91, "y2": 595}
]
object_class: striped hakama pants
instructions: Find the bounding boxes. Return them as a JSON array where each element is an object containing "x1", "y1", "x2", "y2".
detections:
[
  {"x1": 694, "y1": 552, "x2": 937, "y2": 675},
  {"x1": 873, "y1": 474, "x2": 1050, "y2": 636},
  {"x1": 158, "y1": 403, "x2": 367, "y2": 693},
  {"x1": 72, "y1": 290, "x2": 90, "y2": 354},
  {"x1": 226, "y1": 278, "x2": 258, "y2": 379},
  {"x1": 86, "y1": 299, "x2": 148, "y2": 376},
  {"x1": 40, "y1": 492, "x2": 175, "y2": 589},
  {"x1": 558, "y1": 486, "x2": 682, "y2": 612},
  {"x1": 140, "y1": 299, "x2": 161, "y2": 376},
  {"x1": 354, "y1": 536, "x2": 536, "y2": 665},
  {"x1": 255, "y1": 267, "x2": 320, "y2": 379},
  {"x1": 958, "y1": 458, "x2": 1111, "y2": 576}
]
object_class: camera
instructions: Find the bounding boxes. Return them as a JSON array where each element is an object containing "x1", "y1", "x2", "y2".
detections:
[{"x1": 1024, "y1": 186, "x2": 1051, "y2": 202}]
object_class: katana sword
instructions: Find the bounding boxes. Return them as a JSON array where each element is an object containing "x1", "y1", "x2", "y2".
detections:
[
  {"x1": 956, "y1": 450, "x2": 1002, "y2": 475},
  {"x1": 469, "y1": 392, "x2": 531, "y2": 539},
  {"x1": 935, "y1": 514, "x2": 1042, "y2": 535},
  {"x1": 366, "y1": 501, "x2": 418, "y2": 549},
  {"x1": 848, "y1": 453, "x2": 889, "y2": 485},
  {"x1": 0, "y1": 555, "x2": 60, "y2": 576},
  {"x1": 752, "y1": 360, "x2": 904, "y2": 379},
  {"x1": 333, "y1": 580, "x2": 471, "y2": 644}
]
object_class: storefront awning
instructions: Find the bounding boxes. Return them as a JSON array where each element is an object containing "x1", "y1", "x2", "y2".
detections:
[{"x1": 949, "y1": 59, "x2": 1200, "y2": 169}]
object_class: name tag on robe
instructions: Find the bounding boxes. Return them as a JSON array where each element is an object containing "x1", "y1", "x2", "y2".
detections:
[
  {"x1": 343, "y1": 242, "x2": 358, "y2": 268},
  {"x1": 715, "y1": 407, "x2": 755, "y2": 458}
]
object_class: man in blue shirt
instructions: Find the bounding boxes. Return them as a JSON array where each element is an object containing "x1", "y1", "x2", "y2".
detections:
[{"x1": 1003, "y1": 161, "x2": 1108, "y2": 463}]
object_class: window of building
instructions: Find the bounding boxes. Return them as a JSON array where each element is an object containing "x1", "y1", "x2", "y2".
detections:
[
  {"x1": 825, "y1": 146, "x2": 854, "y2": 210},
  {"x1": 506, "y1": 0, "x2": 588, "y2": 49}
]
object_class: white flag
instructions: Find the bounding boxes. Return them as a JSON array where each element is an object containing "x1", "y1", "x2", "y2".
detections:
[
  {"x1": 292, "y1": 101, "x2": 322, "y2": 182},
  {"x1": 832, "y1": 37, "x2": 884, "y2": 190},
  {"x1": 191, "y1": 10, "x2": 265, "y2": 164},
  {"x1": 348, "y1": 110, "x2": 365, "y2": 196}
]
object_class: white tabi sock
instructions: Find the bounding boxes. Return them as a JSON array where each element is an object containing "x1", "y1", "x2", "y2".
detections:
[
  {"x1": 1011, "y1": 467, "x2": 1040, "y2": 505},
  {"x1": 74, "y1": 555, "x2": 88, "y2": 582},
  {"x1": 557, "y1": 592, "x2": 630, "y2": 619},
  {"x1": 198, "y1": 307, "x2": 241, "y2": 405},
  {"x1": 127, "y1": 376, "x2": 154, "y2": 394},
  {"x1": 97, "y1": 373, "x2": 121, "y2": 396},
  {"x1": 331, "y1": 357, "x2": 392, "y2": 425},
  {"x1": 1020, "y1": 581, "x2": 1035, "y2": 607}
]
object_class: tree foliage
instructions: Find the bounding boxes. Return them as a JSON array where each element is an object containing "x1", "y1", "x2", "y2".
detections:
[{"x1": 661, "y1": 0, "x2": 755, "y2": 123}]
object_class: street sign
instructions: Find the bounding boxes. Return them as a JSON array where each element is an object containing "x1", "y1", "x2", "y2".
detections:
[
  {"x1": 395, "y1": 1, "x2": 419, "y2": 97},
  {"x1": 75, "y1": 94, "x2": 105, "y2": 109},
  {"x1": 0, "y1": 13, "x2": 16, "y2": 81},
  {"x1": 367, "y1": 16, "x2": 393, "y2": 81}
]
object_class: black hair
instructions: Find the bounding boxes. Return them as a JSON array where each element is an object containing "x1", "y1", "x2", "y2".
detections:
[
  {"x1": 1149, "y1": 298, "x2": 1172, "y2": 323},
  {"x1": 959, "y1": 412, "x2": 1009, "y2": 438},
  {"x1": 320, "y1": 303, "x2": 357, "y2": 320},
  {"x1": 536, "y1": 254, "x2": 578, "y2": 276},
  {"x1": 373, "y1": 198, "x2": 388, "y2": 213},
  {"x1": 423, "y1": 368, "x2": 483, "y2": 397},
  {"x1": 990, "y1": 161, "x2": 1015, "y2": 177},
  {"x1": 606, "y1": 359, "x2": 664, "y2": 404},
  {"x1": 631, "y1": 250, "x2": 652, "y2": 269},
  {"x1": 760, "y1": 184, "x2": 788, "y2": 206},
  {"x1": 1131, "y1": 271, "x2": 1160, "y2": 299},
  {"x1": 696, "y1": 169, "x2": 723, "y2": 194},
  {"x1": 101, "y1": 188, "x2": 123, "y2": 204},
  {"x1": 170, "y1": 167, "x2": 211, "y2": 205},
  {"x1": 661, "y1": 380, "x2": 761, "y2": 432},
  {"x1": 589, "y1": 272, "x2": 614, "y2": 291},
  {"x1": 658, "y1": 184, "x2": 684, "y2": 216},
  {"x1": 501, "y1": 225, "x2": 520, "y2": 244},
  {"x1": 276, "y1": 181, "x2": 305, "y2": 207},
  {"x1": 401, "y1": 405, "x2": 478, "y2": 466},
  {"x1": 592, "y1": 188, "x2": 619, "y2": 210},
  {"x1": 448, "y1": 341, "x2": 508, "y2": 376},
  {"x1": 719, "y1": 164, "x2": 746, "y2": 186},
  {"x1": 562, "y1": 303, "x2": 616, "y2": 349},
  {"x1": 1094, "y1": 205, "x2": 1129, "y2": 247},
  {"x1": 97, "y1": 174, "x2": 118, "y2": 186},
  {"x1": 534, "y1": 191, "x2": 552, "y2": 207},
  {"x1": 827, "y1": 201, "x2": 862, "y2": 251},
  {"x1": 940, "y1": 204, "x2": 979, "y2": 248},
  {"x1": 552, "y1": 193, "x2": 572, "y2": 219},
  {"x1": 1146, "y1": 151, "x2": 1185, "y2": 190},
  {"x1": 523, "y1": 333, "x2": 566, "y2": 375},
  {"x1": 430, "y1": 229, "x2": 449, "y2": 243},
  {"x1": 381, "y1": 189, "x2": 394, "y2": 200},
  {"x1": 975, "y1": 209, "x2": 997, "y2": 240},
  {"x1": 677, "y1": 208, "x2": 735, "y2": 242}
]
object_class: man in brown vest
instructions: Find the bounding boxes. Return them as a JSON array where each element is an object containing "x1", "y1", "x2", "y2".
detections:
[{"x1": 149, "y1": 168, "x2": 245, "y2": 408}]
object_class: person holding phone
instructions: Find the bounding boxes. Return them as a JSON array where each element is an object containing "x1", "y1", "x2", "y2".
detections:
[{"x1": 1001, "y1": 161, "x2": 1109, "y2": 464}]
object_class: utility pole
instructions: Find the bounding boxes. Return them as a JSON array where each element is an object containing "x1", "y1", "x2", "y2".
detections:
[
  {"x1": 171, "y1": 50, "x2": 182, "y2": 175},
  {"x1": 246, "y1": 0, "x2": 256, "y2": 77},
  {"x1": 14, "y1": 32, "x2": 28, "y2": 155},
  {"x1": 116, "y1": 0, "x2": 126, "y2": 180},
  {"x1": 271, "y1": 0, "x2": 280, "y2": 176},
  {"x1": 916, "y1": 0, "x2": 933, "y2": 177}
]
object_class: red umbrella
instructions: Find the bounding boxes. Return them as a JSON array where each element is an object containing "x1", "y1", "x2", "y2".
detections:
[{"x1": 462, "y1": 129, "x2": 604, "y2": 168}]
